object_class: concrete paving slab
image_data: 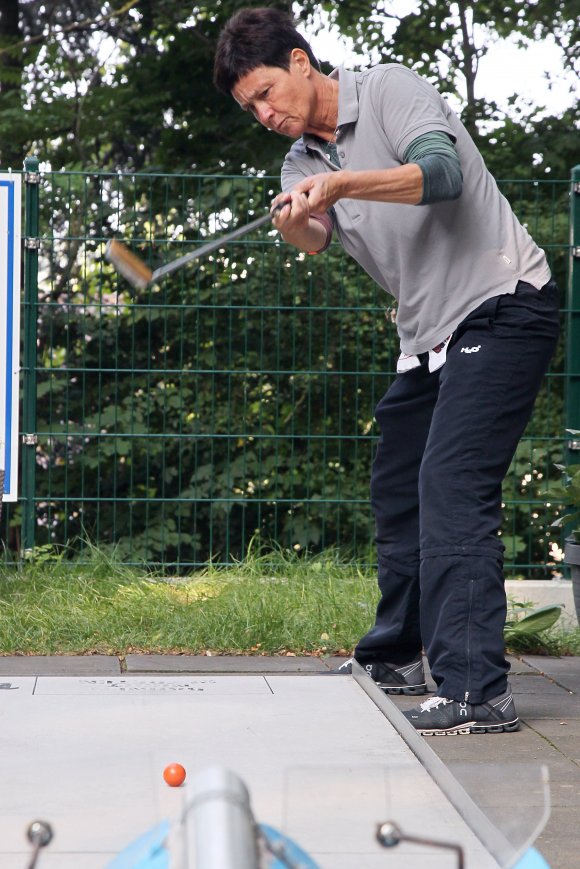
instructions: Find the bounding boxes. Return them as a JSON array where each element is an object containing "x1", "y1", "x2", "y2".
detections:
[
  {"x1": 525, "y1": 717, "x2": 580, "y2": 739},
  {"x1": 524, "y1": 720, "x2": 580, "y2": 767},
  {"x1": 526, "y1": 715, "x2": 580, "y2": 736},
  {"x1": 543, "y1": 774, "x2": 580, "y2": 807},
  {"x1": 431, "y1": 760, "x2": 550, "y2": 858},
  {"x1": 522, "y1": 655, "x2": 580, "y2": 675},
  {"x1": 537, "y1": 807, "x2": 580, "y2": 869},
  {"x1": 0, "y1": 674, "x2": 502, "y2": 869},
  {"x1": 283, "y1": 765, "x2": 392, "y2": 855},
  {"x1": 125, "y1": 653, "x2": 327, "y2": 673},
  {"x1": 508, "y1": 655, "x2": 545, "y2": 675},
  {"x1": 509, "y1": 673, "x2": 572, "y2": 694},
  {"x1": 509, "y1": 673, "x2": 569, "y2": 697},
  {"x1": 0, "y1": 677, "x2": 35, "y2": 694},
  {"x1": 514, "y1": 692, "x2": 580, "y2": 718},
  {"x1": 521, "y1": 656, "x2": 580, "y2": 694},
  {"x1": 544, "y1": 673, "x2": 580, "y2": 693},
  {"x1": 0, "y1": 655, "x2": 121, "y2": 675}
]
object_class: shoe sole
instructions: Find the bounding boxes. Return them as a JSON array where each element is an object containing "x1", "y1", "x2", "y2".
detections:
[
  {"x1": 417, "y1": 718, "x2": 520, "y2": 736},
  {"x1": 379, "y1": 683, "x2": 428, "y2": 696}
]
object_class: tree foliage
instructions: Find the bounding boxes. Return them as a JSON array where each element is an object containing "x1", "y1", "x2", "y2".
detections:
[
  {"x1": 1, "y1": 1, "x2": 577, "y2": 174},
  {"x1": 300, "y1": 0, "x2": 578, "y2": 147},
  {"x1": 0, "y1": 0, "x2": 293, "y2": 172}
]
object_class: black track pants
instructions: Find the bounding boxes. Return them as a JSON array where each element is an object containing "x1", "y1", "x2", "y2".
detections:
[{"x1": 355, "y1": 280, "x2": 560, "y2": 703}]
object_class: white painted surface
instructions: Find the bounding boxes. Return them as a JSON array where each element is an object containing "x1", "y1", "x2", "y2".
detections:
[{"x1": 0, "y1": 675, "x2": 500, "y2": 868}]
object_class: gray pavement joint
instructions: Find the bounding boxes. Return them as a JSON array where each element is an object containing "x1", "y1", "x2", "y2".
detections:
[{"x1": 523, "y1": 721, "x2": 580, "y2": 770}]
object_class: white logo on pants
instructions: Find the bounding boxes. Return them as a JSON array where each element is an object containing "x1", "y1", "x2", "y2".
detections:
[{"x1": 460, "y1": 345, "x2": 481, "y2": 354}]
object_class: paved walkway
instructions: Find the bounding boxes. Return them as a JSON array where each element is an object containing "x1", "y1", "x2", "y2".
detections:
[{"x1": 1, "y1": 652, "x2": 578, "y2": 868}]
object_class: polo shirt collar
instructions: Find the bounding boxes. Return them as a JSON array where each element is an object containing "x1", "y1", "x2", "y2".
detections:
[
  {"x1": 302, "y1": 67, "x2": 359, "y2": 151},
  {"x1": 331, "y1": 66, "x2": 360, "y2": 127}
]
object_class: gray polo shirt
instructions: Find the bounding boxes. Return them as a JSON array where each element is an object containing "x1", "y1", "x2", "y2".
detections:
[{"x1": 281, "y1": 64, "x2": 551, "y2": 355}]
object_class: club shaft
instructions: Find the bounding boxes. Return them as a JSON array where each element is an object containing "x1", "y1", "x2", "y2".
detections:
[
  {"x1": 151, "y1": 209, "x2": 278, "y2": 282},
  {"x1": 27, "y1": 844, "x2": 41, "y2": 869}
]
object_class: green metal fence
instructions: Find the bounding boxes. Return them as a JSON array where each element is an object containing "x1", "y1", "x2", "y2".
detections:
[{"x1": 4, "y1": 159, "x2": 580, "y2": 574}]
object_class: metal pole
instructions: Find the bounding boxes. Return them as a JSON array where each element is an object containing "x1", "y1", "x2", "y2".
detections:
[
  {"x1": 21, "y1": 156, "x2": 40, "y2": 555},
  {"x1": 184, "y1": 767, "x2": 259, "y2": 869},
  {"x1": 567, "y1": 165, "x2": 580, "y2": 460}
]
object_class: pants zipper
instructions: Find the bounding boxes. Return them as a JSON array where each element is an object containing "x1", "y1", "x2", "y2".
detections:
[{"x1": 465, "y1": 580, "x2": 475, "y2": 703}]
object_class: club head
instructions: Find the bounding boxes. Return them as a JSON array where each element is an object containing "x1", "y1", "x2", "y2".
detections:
[{"x1": 105, "y1": 239, "x2": 153, "y2": 291}]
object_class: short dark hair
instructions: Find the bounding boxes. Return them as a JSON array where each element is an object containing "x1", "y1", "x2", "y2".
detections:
[{"x1": 213, "y1": 7, "x2": 320, "y2": 95}]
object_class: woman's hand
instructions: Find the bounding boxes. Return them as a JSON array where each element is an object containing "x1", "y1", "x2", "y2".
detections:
[
  {"x1": 270, "y1": 190, "x2": 312, "y2": 233},
  {"x1": 291, "y1": 172, "x2": 344, "y2": 213}
]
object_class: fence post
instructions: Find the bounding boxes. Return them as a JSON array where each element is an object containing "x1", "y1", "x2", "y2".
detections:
[
  {"x1": 21, "y1": 156, "x2": 40, "y2": 555},
  {"x1": 567, "y1": 165, "x2": 580, "y2": 460}
]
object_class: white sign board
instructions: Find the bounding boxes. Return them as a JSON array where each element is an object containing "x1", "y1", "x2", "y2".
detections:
[{"x1": 0, "y1": 173, "x2": 21, "y2": 501}]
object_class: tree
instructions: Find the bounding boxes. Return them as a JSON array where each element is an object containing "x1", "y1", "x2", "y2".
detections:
[
  {"x1": 0, "y1": 0, "x2": 292, "y2": 173},
  {"x1": 299, "y1": 1, "x2": 578, "y2": 146},
  {"x1": 1, "y1": 2, "x2": 577, "y2": 174},
  {"x1": 0, "y1": 0, "x2": 24, "y2": 168}
]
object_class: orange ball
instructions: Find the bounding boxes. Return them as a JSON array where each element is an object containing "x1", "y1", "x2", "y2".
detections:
[{"x1": 163, "y1": 763, "x2": 186, "y2": 787}]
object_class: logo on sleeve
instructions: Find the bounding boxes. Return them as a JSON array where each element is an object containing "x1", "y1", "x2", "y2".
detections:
[{"x1": 460, "y1": 345, "x2": 481, "y2": 354}]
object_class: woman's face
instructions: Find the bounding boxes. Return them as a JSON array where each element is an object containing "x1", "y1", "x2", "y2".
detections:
[{"x1": 232, "y1": 51, "x2": 315, "y2": 139}]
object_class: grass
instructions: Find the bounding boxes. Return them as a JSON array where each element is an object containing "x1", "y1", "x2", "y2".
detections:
[
  {"x1": 0, "y1": 545, "x2": 377, "y2": 656},
  {"x1": 538, "y1": 628, "x2": 580, "y2": 656},
  {"x1": 0, "y1": 543, "x2": 578, "y2": 657}
]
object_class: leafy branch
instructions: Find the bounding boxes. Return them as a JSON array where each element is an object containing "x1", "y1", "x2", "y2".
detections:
[{"x1": 0, "y1": 0, "x2": 140, "y2": 58}]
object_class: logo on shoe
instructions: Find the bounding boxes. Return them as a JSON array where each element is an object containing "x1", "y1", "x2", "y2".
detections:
[
  {"x1": 460, "y1": 345, "x2": 481, "y2": 354},
  {"x1": 365, "y1": 664, "x2": 373, "y2": 674},
  {"x1": 459, "y1": 702, "x2": 468, "y2": 717}
]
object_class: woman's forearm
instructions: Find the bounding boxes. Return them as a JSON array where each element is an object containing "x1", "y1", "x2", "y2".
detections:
[
  {"x1": 334, "y1": 163, "x2": 424, "y2": 205},
  {"x1": 278, "y1": 215, "x2": 331, "y2": 253}
]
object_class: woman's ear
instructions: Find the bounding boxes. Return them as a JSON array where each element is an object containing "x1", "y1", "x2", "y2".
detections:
[{"x1": 290, "y1": 47, "x2": 312, "y2": 77}]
